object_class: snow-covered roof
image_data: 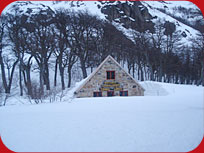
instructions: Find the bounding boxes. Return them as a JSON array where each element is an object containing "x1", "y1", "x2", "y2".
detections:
[{"x1": 75, "y1": 55, "x2": 145, "y2": 93}]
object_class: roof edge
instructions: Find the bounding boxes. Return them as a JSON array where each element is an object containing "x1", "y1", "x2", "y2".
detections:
[
  {"x1": 75, "y1": 55, "x2": 112, "y2": 93},
  {"x1": 75, "y1": 55, "x2": 145, "y2": 93}
]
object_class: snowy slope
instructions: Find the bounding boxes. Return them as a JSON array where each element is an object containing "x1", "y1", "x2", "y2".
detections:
[
  {"x1": 2, "y1": 1, "x2": 201, "y2": 45},
  {"x1": 3, "y1": 1, "x2": 106, "y2": 19},
  {"x1": 2, "y1": 1, "x2": 55, "y2": 16},
  {"x1": 0, "y1": 82, "x2": 203, "y2": 152},
  {"x1": 142, "y1": 1, "x2": 202, "y2": 22},
  {"x1": 142, "y1": 1, "x2": 201, "y2": 43}
]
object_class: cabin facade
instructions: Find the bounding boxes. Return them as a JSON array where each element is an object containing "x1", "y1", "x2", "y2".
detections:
[{"x1": 75, "y1": 55, "x2": 145, "y2": 98}]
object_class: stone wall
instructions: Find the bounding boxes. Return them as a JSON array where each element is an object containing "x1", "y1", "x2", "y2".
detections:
[{"x1": 75, "y1": 58, "x2": 144, "y2": 98}]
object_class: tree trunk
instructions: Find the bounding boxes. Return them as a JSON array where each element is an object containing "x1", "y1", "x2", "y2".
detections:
[
  {"x1": 175, "y1": 73, "x2": 179, "y2": 84},
  {"x1": 144, "y1": 65, "x2": 147, "y2": 80},
  {"x1": 158, "y1": 59, "x2": 163, "y2": 82},
  {"x1": 19, "y1": 64, "x2": 23, "y2": 96},
  {"x1": 22, "y1": 70, "x2": 27, "y2": 86},
  {"x1": 54, "y1": 58, "x2": 58, "y2": 87},
  {"x1": 145, "y1": 52, "x2": 154, "y2": 81},
  {"x1": 44, "y1": 62, "x2": 50, "y2": 90},
  {"x1": 19, "y1": 54, "x2": 24, "y2": 96},
  {"x1": 7, "y1": 60, "x2": 19, "y2": 94},
  {"x1": 39, "y1": 66, "x2": 44, "y2": 96},
  {"x1": 59, "y1": 67, "x2": 65, "y2": 90},
  {"x1": 140, "y1": 67, "x2": 144, "y2": 81},
  {"x1": 127, "y1": 61, "x2": 131, "y2": 74},
  {"x1": 68, "y1": 66, "x2": 72, "y2": 88},
  {"x1": 58, "y1": 54, "x2": 65, "y2": 90},
  {"x1": 200, "y1": 61, "x2": 204, "y2": 86},
  {"x1": 149, "y1": 65, "x2": 154, "y2": 81},
  {"x1": 132, "y1": 63, "x2": 135, "y2": 78},
  {"x1": 80, "y1": 58, "x2": 87, "y2": 79},
  {"x1": 26, "y1": 67, "x2": 33, "y2": 97},
  {"x1": 23, "y1": 57, "x2": 33, "y2": 97},
  {"x1": 0, "y1": 53, "x2": 9, "y2": 93}
]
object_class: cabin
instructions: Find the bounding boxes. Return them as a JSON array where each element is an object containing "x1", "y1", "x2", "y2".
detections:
[{"x1": 74, "y1": 55, "x2": 145, "y2": 98}]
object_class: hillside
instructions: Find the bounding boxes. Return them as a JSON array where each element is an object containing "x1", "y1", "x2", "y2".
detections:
[{"x1": 3, "y1": 0, "x2": 203, "y2": 44}]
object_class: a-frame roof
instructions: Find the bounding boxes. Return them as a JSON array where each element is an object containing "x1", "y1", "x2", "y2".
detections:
[{"x1": 75, "y1": 55, "x2": 145, "y2": 93}]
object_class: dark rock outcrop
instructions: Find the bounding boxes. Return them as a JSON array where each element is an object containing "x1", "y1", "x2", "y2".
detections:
[{"x1": 100, "y1": 1, "x2": 155, "y2": 32}]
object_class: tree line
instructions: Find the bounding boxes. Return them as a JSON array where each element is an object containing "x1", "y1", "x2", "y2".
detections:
[{"x1": 0, "y1": 8, "x2": 203, "y2": 101}]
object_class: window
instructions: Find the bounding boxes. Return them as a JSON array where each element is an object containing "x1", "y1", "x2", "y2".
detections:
[
  {"x1": 107, "y1": 71, "x2": 115, "y2": 80},
  {"x1": 93, "y1": 92, "x2": 102, "y2": 97},
  {"x1": 120, "y1": 91, "x2": 128, "y2": 96},
  {"x1": 107, "y1": 91, "x2": 114, "y2": 97}
]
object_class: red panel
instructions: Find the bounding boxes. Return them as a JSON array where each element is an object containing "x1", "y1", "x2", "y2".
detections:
[{"x1": 106, "y1": 71, "x2": 115, "y2": 80}]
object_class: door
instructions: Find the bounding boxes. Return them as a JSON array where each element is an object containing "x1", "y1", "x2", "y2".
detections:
[{"x1": 107, "y1": 91, "x2": 114, "y2": 97}]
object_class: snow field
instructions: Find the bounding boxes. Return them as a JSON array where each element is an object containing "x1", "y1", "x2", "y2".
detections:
[{"x1": 0, "y1": 82, "x2": 203, "y2": 152}]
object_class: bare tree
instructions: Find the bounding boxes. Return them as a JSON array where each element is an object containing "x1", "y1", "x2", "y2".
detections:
[
  {"x1": 0, "y1": 14, "x2": 19, "y2": 94},
  {"x1": 70, "y1": 11, "x2": 102, "y2": 78},
  {"x1": 54, "y1": 9, "x2": 78, "y2": 89},
  {"x1": 25, "y1": 8, "x2": 56, "y2": 94},
  {"x1": 190, "y1": 32, "x2": 204, "y2": 86}
]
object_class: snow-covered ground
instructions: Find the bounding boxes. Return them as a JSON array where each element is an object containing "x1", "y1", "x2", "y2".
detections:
[{"x1": 0, "y1": 82, "x2": 203, "y2": 152}]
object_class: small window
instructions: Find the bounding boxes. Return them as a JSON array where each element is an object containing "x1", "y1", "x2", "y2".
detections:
[
  {"x1": 107, "y1": 91, "x2": 114, "y2": 97},
  {"x1": 120, "y1": 91, "x2": 128, "y2": 96},
  {"x1": 133, "y1": 85, "x2": 137, "y2": 88},
  {"x1": 93, "y1": 92, "x2": 102, "y2": 97},
  {"x1": 107, "y1": 71, "x2": 115, "y2": 80}
]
